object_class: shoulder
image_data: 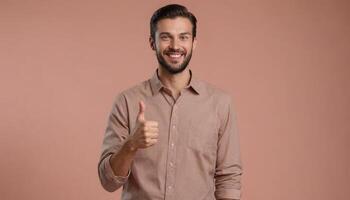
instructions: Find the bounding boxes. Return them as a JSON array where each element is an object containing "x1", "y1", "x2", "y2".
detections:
[
  {"x1": 198, "y1": 79, "x2": 233, "y2": 104},
  {"x1": 197, "y1": 79, "x2": 237, "y2": 120},
  {"x1": 114, "y1": 78, "x2": 150, "y2": 97}
]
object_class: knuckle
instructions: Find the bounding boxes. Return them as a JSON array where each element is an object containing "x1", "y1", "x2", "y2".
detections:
[
  {"x1": 142, "y1": 132, "x2": 148, "y2": 138},
  {"x1": 145, "y1": 121, "x2": 151, "y2": 126}
]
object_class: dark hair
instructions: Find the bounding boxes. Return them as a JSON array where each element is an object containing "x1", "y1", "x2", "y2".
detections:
[{"x1": 150, "y1": 4, "x2": 197, "y2": 40}]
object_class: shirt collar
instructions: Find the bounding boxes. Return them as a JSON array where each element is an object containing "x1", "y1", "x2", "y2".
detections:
[{"x1": 150, "y1": 68, "x2": 201, "y2": 96}]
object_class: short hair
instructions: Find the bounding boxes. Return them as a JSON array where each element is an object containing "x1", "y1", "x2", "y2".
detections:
[{"x1": 150, "y1": 4, "x2": 197, "y2": 40}]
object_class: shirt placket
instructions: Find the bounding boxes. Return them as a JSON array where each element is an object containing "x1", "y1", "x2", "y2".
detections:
[{"x1": 164, "y1": 95, "x2": 179, "y2": 200}]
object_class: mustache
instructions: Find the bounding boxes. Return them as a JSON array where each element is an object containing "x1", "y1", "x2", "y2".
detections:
[{"x1": 164, "y1": 49, "x2": 185, "y2": 54}]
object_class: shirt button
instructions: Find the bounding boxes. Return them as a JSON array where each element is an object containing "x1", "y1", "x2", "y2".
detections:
[
  {"x1": 171, "y1": 143, "x2": 175, "y2": 148},
  {"x1": 172, "y1": 125, "x2": 176, "y2": 129},
  {"x1": 169, "y1": 162, "x2": 174, "y2": 167}
]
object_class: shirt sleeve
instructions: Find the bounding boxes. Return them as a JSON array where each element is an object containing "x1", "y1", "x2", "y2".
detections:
[
  {"x1": 214, "y1": 95, "x2": 243, "y2": 200},
  {"x1": 104, "y1": 154, "x2": 131, "y2": 182},
  {"x1": 98, "y1": 93, "x2": 131, "y2": 192}
]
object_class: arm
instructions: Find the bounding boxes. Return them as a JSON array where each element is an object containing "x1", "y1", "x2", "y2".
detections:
[
  {"x1": 214, "y1": 96, "x2": 243, "y2": 200},
  {"x1": 98, "y1": 93, "x2": 131, "y2": 192},
  {"x1": 98, "y1": 96, "x2": 159, "y2": 192},
  {"x1": 109, "y1": 139, "x2": 137, "y2": 176}
]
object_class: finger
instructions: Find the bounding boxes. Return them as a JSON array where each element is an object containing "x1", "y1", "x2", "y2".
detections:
[
  {"x1": 143, "y1": 126, "x2": 159, "y2": 133},
  {"x1": 145, "y1": 138, "x2": 158, "y2": 146},
  {"x1": 142, "y1": 126, "x2": 158, "y2": 132},
  {"x1": 137, "y1": 100, "x2": 146, "y2": 123},
  {"x1": 145, "y1": 121, "x2": 159, "y2": 127},
  {"x1": 144, "y1": 131, "x2": 159, "y2": 138},
  {"x1": 146, "y1": 132, "x2": 159, "y2": 139}
]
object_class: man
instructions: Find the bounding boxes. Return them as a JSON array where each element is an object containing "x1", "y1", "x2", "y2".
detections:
[{"x1": 98, "y1": 4, "x2": 243, "y2": 200}]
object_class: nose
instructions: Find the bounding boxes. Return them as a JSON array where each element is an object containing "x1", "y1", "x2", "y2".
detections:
[{"x1": 169, "y1": 38, "x2": 180, "y2": 50}]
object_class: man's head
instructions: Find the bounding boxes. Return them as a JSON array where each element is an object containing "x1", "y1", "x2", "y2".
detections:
[{"x1": 149, "y1": 4, "x2": 197, "y2": 74}]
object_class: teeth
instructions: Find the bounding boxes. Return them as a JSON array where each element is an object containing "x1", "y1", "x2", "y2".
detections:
[{"x1": 169, "y1": 54, "x2": 181, "y2": 58}]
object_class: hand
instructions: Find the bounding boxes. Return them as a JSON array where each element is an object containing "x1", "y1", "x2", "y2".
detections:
[{"x1": 128, "y1": 100, "x2": 159, "y2": 150}]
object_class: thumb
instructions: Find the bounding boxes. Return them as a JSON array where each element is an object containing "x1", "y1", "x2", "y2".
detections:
[{"x1": 137, "y1": 100, "x2": 146, "y2": 122}]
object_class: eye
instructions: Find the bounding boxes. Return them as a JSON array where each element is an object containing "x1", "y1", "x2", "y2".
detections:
[
  {"x1": 180, "y1": 35, "x2": 189, "y2": 41},
  {"x1": 160, "y1": 35, "x2": 170, "y2": 41}
]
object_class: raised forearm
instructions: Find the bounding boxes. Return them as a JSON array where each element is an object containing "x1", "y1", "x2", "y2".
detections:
[{"x1": 109, "y1": 139, "x2": 137, "y2": 176}]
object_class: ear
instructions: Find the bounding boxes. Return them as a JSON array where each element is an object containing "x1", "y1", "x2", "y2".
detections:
[
  {"x1": 149, "y1": 36, "x2": 156, "y2": 51},
  {"x1": 192, "y1": 37, "x2": 197, "y2": 51}
]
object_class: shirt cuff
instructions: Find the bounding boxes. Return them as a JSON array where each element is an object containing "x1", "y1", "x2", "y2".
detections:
[
  {"x1": 215, "y1": 188, "x2": 241, "y2": 200},
  {"x1": 104, "y1": 154, "x2": 131, "y2": 184}
]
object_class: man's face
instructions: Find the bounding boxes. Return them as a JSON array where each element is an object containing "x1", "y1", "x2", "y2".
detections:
[{"x1": 150, "y1": 17, "x2": 197, "y2": 74}]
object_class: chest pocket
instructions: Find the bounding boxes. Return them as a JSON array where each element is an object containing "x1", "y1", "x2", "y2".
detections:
[{"x1": 186, "y1": 116, "x2": 219, "y2": 155}]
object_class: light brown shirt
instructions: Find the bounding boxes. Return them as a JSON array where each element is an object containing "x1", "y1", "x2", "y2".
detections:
[{"x1": 98, "y1": 69, "x2": 243, "y2": 200}]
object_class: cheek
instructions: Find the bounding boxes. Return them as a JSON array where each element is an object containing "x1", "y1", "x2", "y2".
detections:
[
  {"x1": 157, "y1": 45, "x2": 168, "y2": 53},
  {"x1": 184, "y1": 42, "x2": 194, "y2": 49},
  {"x1": 184, "y1": 45, "x2": 193, "y2": 54},
  {"x1": 157, "y1": 40, "x2": 169, "y2": 47}
]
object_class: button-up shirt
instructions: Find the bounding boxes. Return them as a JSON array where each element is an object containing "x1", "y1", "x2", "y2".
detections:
[{"x1": 98, "y1": 69, "x2": 243, "y2": 200}]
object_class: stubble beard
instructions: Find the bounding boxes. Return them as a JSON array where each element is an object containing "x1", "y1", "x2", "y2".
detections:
[{"x1": 156, "y1": 49, "x2": 193, "y2": 75}]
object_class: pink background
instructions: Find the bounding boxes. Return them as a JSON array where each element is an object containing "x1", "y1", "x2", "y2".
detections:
[{"x1": 1, "y1": 0, "x2": 349, "y2": 199}]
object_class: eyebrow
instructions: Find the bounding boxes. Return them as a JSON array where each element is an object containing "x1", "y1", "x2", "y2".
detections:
[
  {"x1": 159, "y1": 32, "x2": 192, "y2": 36},
  {"x1": 180, "y1": 32, "x2": 192, "y2": 36}
]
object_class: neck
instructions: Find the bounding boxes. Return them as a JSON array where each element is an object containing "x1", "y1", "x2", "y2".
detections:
[{"x1": 157, "y1": 67, "x2": 191, "y2": 94}]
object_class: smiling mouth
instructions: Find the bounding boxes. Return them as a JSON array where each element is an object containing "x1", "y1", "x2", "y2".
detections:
[{"x1": 165, "y1": 52, "x2": 184, "y2": 60}]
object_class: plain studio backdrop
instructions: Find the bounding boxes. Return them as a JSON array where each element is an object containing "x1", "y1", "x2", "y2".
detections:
[{"x1": 0, "y1": 0, "x2": 349, "y2": 200}]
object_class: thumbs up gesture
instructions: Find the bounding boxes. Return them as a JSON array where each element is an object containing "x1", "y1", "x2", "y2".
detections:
[{"x1": 128, "y1": 100, "x2": 159, "y2": 150}]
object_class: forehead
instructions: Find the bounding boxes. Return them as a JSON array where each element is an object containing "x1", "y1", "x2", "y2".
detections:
[{"x1": 156, "y1": 17, "x2": 193, "y2": 34}]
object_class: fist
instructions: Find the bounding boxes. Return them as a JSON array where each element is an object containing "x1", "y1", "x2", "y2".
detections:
[{"x1": 129, "y1": 100, "x2": 159, "y2": 150}]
